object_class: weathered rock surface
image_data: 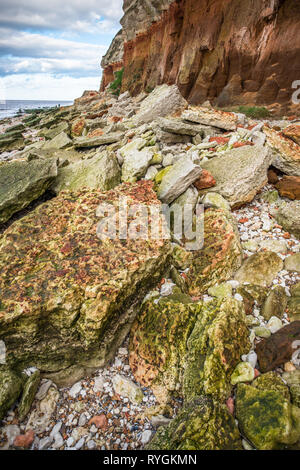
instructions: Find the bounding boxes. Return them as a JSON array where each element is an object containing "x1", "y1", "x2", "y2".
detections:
[
  {"x1": 265, "y1": 127, "x2": 300, "y2": 176},
  {"x1": 275, "y1": 176, "x2": 300, "y2": 200},
  {"x1": 129, "y1": 295, "x2": 249, "y2": 402},
  {"x1": 157, "y1": 156, "x2": 202, "y2": 204},
  {"x1": 256, "y1": 321, "x2": 300, "y2": 372},
  {"x1": 147, "y1": 396, "x2": 242, "y2": 450},
  {"x1": 236, "y1": 383, "x2": 300, "y2": 450},
  {"x1": 234, "y1": 252, "x2": 284, "y2": 287},
  {"x1": 182, "y1": 108, "x2": 238, "y2": 131},
  {"x1": 120, "y1": 138, "x2": 157, "y2": 182},
  {"x1": 285, "y1": 253, "x2": 300, "y2": 273},
  {"x1": 200, "y1": 146, "x2": 271, "y2": 208},
  {"x1": 0, "y1": 366, "x2": 23, "y2": 421},
  {"x1": 156, "y1": 117, "x2": 206, "y2": 136},
  {"x1": 51, "y1": 151, "x2": 121, "y2": 193},
  {"x1": 0, "y1": 181, "x2": 171, "y2": 383},
  {"x1": 187, "y1": 208, "x2": 242, "y2": 295},
  {"x1": 42, "y1": 132, "x2": 72, "y2": 150},
  {"x1": 132, "y1": 85, "x2": 187, "y2": 126},
  {"x1": 262, "y1": 286, "x2": 287, "y2": 321},
  {"x1": 282, "y1": 124, "x2": 300, "y2": 146},
  {"x1": 271, "y1": 200, "x2": 300, "y2": 239},
  {"x1": 282, "y1": 370, "x2": 300, "y2": 407},
  {"x1": 0, "y1": 158, "x2": 57, "y2": 224},
  {"x1": 74, "y1": 132, "x2": 123, "y2": 149},
  {"x1": 18, "y1": 370, "x2": 40, "y2": 421}
]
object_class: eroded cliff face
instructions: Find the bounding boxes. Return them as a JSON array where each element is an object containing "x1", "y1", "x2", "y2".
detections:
[{"x1": 101, "y1": 0, "x2": 300, "y2": 113}]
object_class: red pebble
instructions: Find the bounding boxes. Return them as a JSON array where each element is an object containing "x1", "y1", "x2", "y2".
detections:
[
  {"x1": 13, "y1": 430, "x2": 35, "y2": 449},
  {"x1": 88, "y1": 414, "x2": 108, "y2": 430}
]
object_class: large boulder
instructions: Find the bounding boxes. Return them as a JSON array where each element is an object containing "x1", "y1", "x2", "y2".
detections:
[
  {"x1": 271, "y1": 200, "x2": 300, "y2": 239},
  {"x1": 120, "y1": 138, "x2": 157, "y2": 183},
  {"x1": 0, "y1": 181, "x2": 171, "y2": 386},
  {"x1": 236, "y1": 383, "x2": 300, "y2": 450},
  {"x1": 187, "y1": 208, "x2": 242, "y2": 295},
  {"x1": 0, "y1": 158, "x2": 57, "y2": 224},
  {"x1": 282, "y1": 124, "x2": 300, "y2": 146},
  {"x1": 234, "y1": 252, "x2": 283, "y2": 287},
  {"x1": 200, "y1": 145, "x2": 272, "y2": 208},
  {"x1": 42, "y1": 131, "x2": 72, "y2": 150},
  {"x1": 265, "y1": 126, "x2": 300, "y2": 176},
  {"x1": 156, "y1": 117, "x2": 206, "y2": 136},
  {"x1": 51, "y1": 151, "x2": 121, "y2": 194},
  {"x1": 133, "y1": 85, "x2": 187, "y2": 126},
  {"x1": 275, "y1": 176, "x2": 300, "y2": 200},
  {"x1": 129, "y1": 295, "x2": 249, "y2": 403},
  {"x1": 147, "y1": 396, "x2": 242, "y2": 450},
  {"x1": 157, "y1": 156, "x2": 202, "y2": 204},
  {"x1": 182, "y1": 106, "x2": 238, "y2": 131}
]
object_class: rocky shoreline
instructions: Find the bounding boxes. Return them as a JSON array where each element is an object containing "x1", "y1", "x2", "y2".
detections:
[{"x1": 0, "y1": 84, "x2": 299, "y2": 450}]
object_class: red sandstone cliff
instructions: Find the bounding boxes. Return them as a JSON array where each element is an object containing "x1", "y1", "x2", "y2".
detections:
[{"x1": 101, "y1": 0, "x2": 300, "y2": 113}]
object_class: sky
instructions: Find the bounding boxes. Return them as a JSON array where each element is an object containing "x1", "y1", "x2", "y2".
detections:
[{"x1": 0, "y1": 0, "x2": 123, "y2": 101}]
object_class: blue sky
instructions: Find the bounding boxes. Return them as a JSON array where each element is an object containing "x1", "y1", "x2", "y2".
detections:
[{"x1": 0, "y1": 0, "x2": 123, "y2": 100}]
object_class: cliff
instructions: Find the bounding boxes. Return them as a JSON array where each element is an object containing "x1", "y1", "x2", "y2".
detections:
[{"x1": 101, "y1": 0, "x2": 300, "y2": 113}]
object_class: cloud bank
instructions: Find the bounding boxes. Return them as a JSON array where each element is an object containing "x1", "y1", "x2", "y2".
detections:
[{"x1": 0, "y1": 0, "x2": 123, "y2": 99}]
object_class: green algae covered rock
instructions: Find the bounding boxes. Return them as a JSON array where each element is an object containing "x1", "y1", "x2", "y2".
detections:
[
  {"x1": 0, "y1": 158, "x2": 57, "y2": 224},
  {"x1": 235, "y1": 251, "x2": 283, "y2": 287},
  {"x1": 51, "y1": 150, "x2": 121, "y2": 194},
  {"x1": 183, "y1": 298, "x2": 250, "y2": 401},
  {"x1": 252, "y1": 371, "x2": 290, "y2": 400},
  {"x1": 130, "y1": 296, "x2": 249, "y2": 403},
  {"x1": 187, "y1": 208, "x2": 242, "y2": 295},
  {"x1": 236, "y1": 383, "x2": 300, "y2": 449},
  {"x1": 18, "y1": 370, "x2": 41, "y2": 421},
  {"x1": 0, "y1": 366, "x2": 24, "y2": 421},
  {"x1": 129, "y1": 295, "x2": 199, "y2": 402},
  {"x1": 42, "y1": 131, "x2": 72, "y2": 150},
  {"x1": 147, "y1": 396, "x2": 242, "y2": 450},
  {"x1": 0, "y1": 181, "x2": 171, "y2": 386}
]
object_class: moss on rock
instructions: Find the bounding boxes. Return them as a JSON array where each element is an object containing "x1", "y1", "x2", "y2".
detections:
[
  {"x1": 0, "y1": 366, "x2": 24, "y2": 421},
  {"x1": 147, "y1": 396, "x2": 242, "y2": 450},
  {"x1": 236, "y1": 383, "x2": 300, "y2": 449}
]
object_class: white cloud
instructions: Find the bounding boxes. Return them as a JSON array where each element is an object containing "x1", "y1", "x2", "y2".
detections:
[
  {"x1": 1, "y1": 73, "x2": 101, "y2": 100},
  {"x1": 0, "y1": 0, "x2": 123, "y2": 32}
]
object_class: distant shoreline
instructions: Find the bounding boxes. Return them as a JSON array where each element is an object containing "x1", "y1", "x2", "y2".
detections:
[{"x1": 0, "y1": 100, "x2": 73, "y2": 119}]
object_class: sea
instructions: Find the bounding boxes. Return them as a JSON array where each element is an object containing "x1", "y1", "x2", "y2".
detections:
[{"x1": 0, "y1": 99, "x2": 73, "y2": 120}]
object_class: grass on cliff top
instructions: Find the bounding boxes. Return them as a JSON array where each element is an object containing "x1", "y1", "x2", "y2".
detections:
[
  {"x1": 221, "y1": 105, "x2": 271, "y2": 119},
  {"x1": 109, "y1": 68, "x2": 124, "y2": 97}
]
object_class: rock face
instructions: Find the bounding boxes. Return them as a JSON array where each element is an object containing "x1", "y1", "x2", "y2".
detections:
[
  {"x1": 101, "y1": 0, "x2": 300, "y2": 114},
  {"x1": 0, "y1": 181, "x2": 171, "y2": 384},
  {"x1": 200, "y1": 146, "x2": 272, "y2": 208},
  {"x1": 147, "y1": 396, "x2": 242, "y2": 450},
  {"x1": 0, "y1": 158, "x2": 57, "y2": 224}
]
